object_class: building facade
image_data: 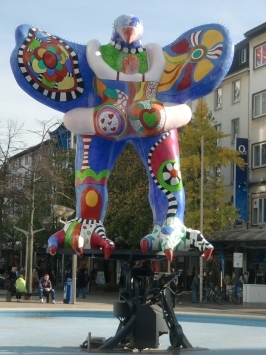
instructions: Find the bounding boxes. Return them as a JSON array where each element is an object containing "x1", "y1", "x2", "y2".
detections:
[{"x1": 190, "y1": 22, "x2": 266, "y2": 283}]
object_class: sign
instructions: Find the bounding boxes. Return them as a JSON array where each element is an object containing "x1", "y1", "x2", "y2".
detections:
[
  {"x1": 233, "y1": 253, "x2": 243, "y2": 268},
  {"x1": 235, "y1": 138, "x2": 248, "y2": 222},
  {"x1": 96, "y1": 271, "x2": 105, "y2": 285}
]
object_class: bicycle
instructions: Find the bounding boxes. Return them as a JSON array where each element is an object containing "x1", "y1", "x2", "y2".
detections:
[
  {"x1": 219, "y1": 285, "x2": 243, "y2": 305},
  {"x1": 198, "y1": 284, "x2": 224, "y2": 305}
]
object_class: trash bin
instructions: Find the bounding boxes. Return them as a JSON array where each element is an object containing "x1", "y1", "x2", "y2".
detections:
[{"x1": 63, "y1": 278, "x2": 72, "y2": 303}]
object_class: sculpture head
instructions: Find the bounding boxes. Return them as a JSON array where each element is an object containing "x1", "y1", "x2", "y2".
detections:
[{"x1": 111, "y1": 14, "x2": 144, "y2": 49}]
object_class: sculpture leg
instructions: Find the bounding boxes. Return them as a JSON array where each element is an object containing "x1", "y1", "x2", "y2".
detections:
[
  {"x1": 49, "y1": 135, "x2": 127, "y2": 258},
  {"x1": 132, "y1": 131, "x2": 213, "y2": 261}
]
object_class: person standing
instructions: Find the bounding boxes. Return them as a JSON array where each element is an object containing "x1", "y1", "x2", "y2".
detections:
[
  {"x1": 231, "y1": 272, "x2": 235, "y2": 285},
  {"x1": 50, "y1": 270, "x2": 56, "y2": 287},
  {"x1": 191, "y1": 274, "x2": 199, "y2": 303},
  {"x1": 186, "y1": 271, "x2": 193, "y2": 291},
  {"x1": 32, "y1": 269, "x2": 39, "y2": 292},
  {"x1": 170, "y1": 268, "x2": 178, "y2": 308},
  {"x1": 223, "y1": 272, "x2": 231, "y2": 291},
  {"x1": 206, "y1": 270, "x2": 215, "y2": 288},
  {"x1": 239, "y1": 273, "x2": 246, "y2": 286},
  {"x1": 15, "y1": 274, "x2": 26, "y2": 302},
  {"x1": 77, "y1": 269, "x2": 90, "y2": 298}
]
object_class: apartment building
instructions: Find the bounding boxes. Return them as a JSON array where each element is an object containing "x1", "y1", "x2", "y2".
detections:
[{"x1": 190, "y1": 22, "x2": 266, "y2": 281}]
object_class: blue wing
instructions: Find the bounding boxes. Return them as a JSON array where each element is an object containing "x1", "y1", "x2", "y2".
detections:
[
  {"x1": 10, "y1": 25, "x2": 101, "y2": 113},
  {"x1": 157, "y1": 24, "x2": 234, "y2": 104}
]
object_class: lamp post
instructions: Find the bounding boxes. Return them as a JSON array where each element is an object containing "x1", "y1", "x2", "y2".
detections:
[
  {"x1": 52, "y1": 204, "x2": 77, "y2": 304},
  {"x1": 7, "y1": 214, "x2": 51, "y2": 294},
  {"x1": 199, "y1": 136, "x2": 204, "y2": 305}
]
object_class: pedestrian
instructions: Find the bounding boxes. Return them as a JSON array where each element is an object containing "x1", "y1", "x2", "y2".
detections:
[
  {"x1": 15, "y1": 274, "x2": 26, "y2": 302},
  {"x1": 38, "y1": 273, "x2": 56, "y2": 304},
  {"x1": 186, "y1": 271, "x2": 193, "y2": 291},
  {"x1": 77, "y1": 269, "x2": 90, "y2": 298},
  {"x1": 206, "y1": 270, "x2": 215, "y2": 288},
  {"x1": 178, "y1": 270, "x2": 184, "y2": 291},
  {"x1": 223, "y1": 272, "x2": 231, "y2": 291},
  {"x1": 50, "y1": 270, "x2": 56, "y2": 287},
  {"x1": 91, "y1": 266, "x2": 97, "y2": 285},
  {"x1": 239, "y1": 273, "x2": 246, "y2": 286},
  {"x1": 170, "y1": 268, "x2": 178, "y2": 308},
  {"x1": 191, "y1": 274, "x2": 199, "y2": 303},
  {"x1": 231, "y1": 272, "x2": 235, "y2": 285},
  {"x1": 18, "y1": 266, "x2": 25, "y2": 278},
  {"x1": 9, "y1": 267, "x2": 17, "y2": 282},
  {"x1": 32, "y1": 268, "x2": 39, "y2": 292}
]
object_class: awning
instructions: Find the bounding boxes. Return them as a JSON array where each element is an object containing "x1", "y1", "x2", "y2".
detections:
[{"x1": 210, "y1": 229, "x2": 266, "y2": 242}]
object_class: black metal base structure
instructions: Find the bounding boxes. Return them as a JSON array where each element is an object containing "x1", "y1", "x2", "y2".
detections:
[{"x1": 59, "y1": 249, "x2": 200, "y2": 353}]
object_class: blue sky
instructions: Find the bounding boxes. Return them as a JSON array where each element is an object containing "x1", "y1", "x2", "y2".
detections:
[{"x1": 1, "y1": 0, "x2": 266, "y2": 145}]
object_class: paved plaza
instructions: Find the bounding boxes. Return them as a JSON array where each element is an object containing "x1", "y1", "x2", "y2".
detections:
[{"x1": 0, "y1": 289, "x2": 266, "y2": 354}]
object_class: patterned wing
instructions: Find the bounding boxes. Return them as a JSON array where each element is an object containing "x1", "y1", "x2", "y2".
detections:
[
  {"x1": 10, "y1": 25, "x2": 101, "y2": 113},
  {"x1": 157, "y1": 24, "x2": 234, "y2": 104}
]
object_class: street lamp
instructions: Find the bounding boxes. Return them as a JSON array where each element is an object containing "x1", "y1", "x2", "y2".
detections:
[
  {"x1": 7, "y1": 213, "x2": 51, "y2": 293},
  {"x1": 52, "y1": 204, "x2": 76, "y2": 304},
  {"x1": 52, "y1": 204, "x2": 75, "y2": 224}
]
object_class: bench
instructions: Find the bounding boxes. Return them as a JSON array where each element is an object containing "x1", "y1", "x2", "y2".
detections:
[{"x1": 6, "y1": 291, "x2": 50, "y2": 302}]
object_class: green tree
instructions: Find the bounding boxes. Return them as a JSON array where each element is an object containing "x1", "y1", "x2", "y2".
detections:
[
  {"x1": 179, "y1": 99, "x2": 246, "y2": 238},
  {"x1": 105, "y1": 143, "x2": 153, "y2": 249}
]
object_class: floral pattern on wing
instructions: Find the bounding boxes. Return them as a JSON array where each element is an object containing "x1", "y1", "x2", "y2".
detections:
[
  {"x1": 159, "y1": 29, "x2": 224, "y2": 93},
  {"x1": 18, "y1": 28, "x2": 84, "y2": 101}
]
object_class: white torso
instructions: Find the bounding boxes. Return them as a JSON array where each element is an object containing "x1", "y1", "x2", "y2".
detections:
[{"x1": 86, "y1": 39, "x2": 166, "y2": 83}]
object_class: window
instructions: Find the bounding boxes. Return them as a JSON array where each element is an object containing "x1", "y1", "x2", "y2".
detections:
[
  {"x1": 253, "y1": 142, "x2": 266, "y2": 168},
  {"x1": 215, "y1": 166, "x2": 221, "y2": 178},
  {"x1": 25, "y1": 155, "x2": 29, "y2": 165},
  {"x1": 252, "y1": 197, "x2": 266, "y2": 224},
  {"x1": 231, "y1": 119, "x2": 239, "y2": 143},
  {"x1": 214, "y1": 124, "x2": 221, "y2": 146},
  {"x1": 67, "y1": 138, "x2": 71, "y2": 149},
  {"x1": 215, "y1": 87, "x2": 222, "y2": 109},
  {"x1": 240, "y1": 48, "x2": 247, "y2": 63},
  {"x1": 255, "y1": 44, "x2": 266, "y2": 68},
  {"x1": 253, "y1": 91, "x2": 266, "y2": 118},
  {"x1": 232, "y1": 80, "x2": 240, "y2": 102}
]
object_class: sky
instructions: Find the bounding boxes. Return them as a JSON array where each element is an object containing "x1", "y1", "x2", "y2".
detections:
[{"x1": 1, "y1": 0, "x2": 266, "y2": 146}]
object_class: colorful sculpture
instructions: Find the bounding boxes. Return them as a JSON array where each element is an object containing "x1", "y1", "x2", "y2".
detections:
[{"x1": 10, "y1": 14, "x2": 233, "y2": 261}]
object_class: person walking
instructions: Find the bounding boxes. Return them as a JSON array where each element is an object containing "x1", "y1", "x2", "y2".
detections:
[
  {"x1": 191, "y1": 274, "x2": 199, "y2": 303},
  {"x1": 77, "y1": 269, "x2": 90, "y2": 298}
]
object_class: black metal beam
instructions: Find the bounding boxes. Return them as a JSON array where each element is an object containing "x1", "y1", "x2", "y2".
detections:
[{"x1": 47, "y1": 248, "x2": 201, "y2": 261}]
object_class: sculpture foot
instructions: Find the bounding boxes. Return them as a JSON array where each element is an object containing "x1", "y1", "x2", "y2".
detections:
[
  {"x1": 140, "y1": 239, "x2": 150, "y2": 254},
  {"x1": 140, "y1": 225, "x2": 161, "y2": 252},
  {"x1": 49, "y1": 246, "x2": 57, "y2": 256},
  {"x1": 203, "y1": 248, "x2": 213, "y2": 261},
  {"x1": 164, "y1": 249, "x2": 174, "y2": 262},
  {"x1": 48, "y1": 230, "x2": 66, "y2": 255},
  {"x1": 90, "y1": 223, "x2": 115, "y2": 259},
  {"x1": 185, "y1": 228, "x2": 214, "y2": 256}
]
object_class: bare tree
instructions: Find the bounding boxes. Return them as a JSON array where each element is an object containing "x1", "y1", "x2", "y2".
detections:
[
  {"x1": 0, "y1": 116, "x2": 75, "y2": 293},
  {"x1": 0, "y1": 119, "x2": 25, "y2": 260},
  {"x1": 10, "y1": 118, "x2": 75, "y2": 293}
]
